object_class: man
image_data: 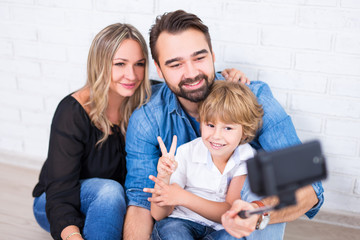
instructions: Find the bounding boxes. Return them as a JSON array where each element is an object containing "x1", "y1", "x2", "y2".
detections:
[{"x1": 124, "y1": 10, "x2": 324, "y2": 239}]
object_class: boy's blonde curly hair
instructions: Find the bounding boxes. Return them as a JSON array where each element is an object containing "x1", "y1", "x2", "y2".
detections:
[{"x1": 199, "y1": 81, "x2": 263, "y2": 144}]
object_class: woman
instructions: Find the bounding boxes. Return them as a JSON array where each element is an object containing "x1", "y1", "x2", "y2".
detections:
[{"x1": 32, "y1": 23, "x2": 151, "y2": 240}]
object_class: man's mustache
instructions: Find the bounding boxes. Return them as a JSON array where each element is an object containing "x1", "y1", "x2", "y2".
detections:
[{"x1": 179, "y1": 74, "x2": 208, "y2": 88}]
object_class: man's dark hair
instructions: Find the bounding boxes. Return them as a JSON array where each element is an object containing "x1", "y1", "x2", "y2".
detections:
[{"x1": 149, "y1": 10, "x2": 212, "y2": 66}]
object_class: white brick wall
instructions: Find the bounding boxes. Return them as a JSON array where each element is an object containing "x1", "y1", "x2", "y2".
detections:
[{"x1": 0, "y1": 0, "x2": 359, "y2": 215}]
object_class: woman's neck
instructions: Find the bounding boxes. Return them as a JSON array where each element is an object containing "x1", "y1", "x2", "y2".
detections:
[
  {"x1": 107, "y1": 89, "x2": 125, "y2": 125},
  {"x1": 72, "y1": 87, "x2": 91, "y2": 115}
]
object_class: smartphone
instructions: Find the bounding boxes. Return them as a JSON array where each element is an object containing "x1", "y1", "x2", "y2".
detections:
[{"x1": 246, "y1": 140, "x2": 327, "y2": 198}]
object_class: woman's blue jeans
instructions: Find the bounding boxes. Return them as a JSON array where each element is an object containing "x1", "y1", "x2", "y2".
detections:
[{"x1": 33, "y1": 178, "x2": 127, "y2": 240}]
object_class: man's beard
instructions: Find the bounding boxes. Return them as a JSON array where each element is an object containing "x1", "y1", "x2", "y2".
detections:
[{"x1": 167, "y1": 72, "x2": 215, "y2": 103}]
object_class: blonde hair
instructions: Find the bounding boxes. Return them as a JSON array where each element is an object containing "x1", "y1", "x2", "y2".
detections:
[
  {"x1": 199, "y1": 81, "x2": 263, "y2": 144},
  {"x1": 86, "y1": 23, "x2": 151, "y2": 145}
]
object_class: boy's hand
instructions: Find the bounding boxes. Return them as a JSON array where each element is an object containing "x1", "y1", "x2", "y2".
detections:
[
  {"x1": 144, "y1": 175, "x2": 183, "y2": 207},
  {"x1": 157, "y1": 135, "x2": 178, "y2": 179}
]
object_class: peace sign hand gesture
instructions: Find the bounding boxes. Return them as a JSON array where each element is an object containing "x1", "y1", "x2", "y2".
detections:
[{"x1": 157, "y1": 135, "x2": 178, "y2": 181}]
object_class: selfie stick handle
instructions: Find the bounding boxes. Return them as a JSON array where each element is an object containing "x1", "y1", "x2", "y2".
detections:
[{"x1": 238, "y1": 205, "x2": 274, "y2": 219}]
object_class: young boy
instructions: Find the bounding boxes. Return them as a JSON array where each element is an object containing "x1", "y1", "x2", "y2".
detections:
[{"x1": 143, "y1": 81, "x2": 263, "y2": 239}]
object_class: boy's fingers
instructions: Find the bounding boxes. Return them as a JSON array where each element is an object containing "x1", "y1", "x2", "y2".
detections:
[
  {"x1": 157, "y1": 135, "x2": 177, "y2": 157},
  {"x1": 149, "y1": 175, "x2": 166, "y2": 187},
  {"x1": 169, "y1": 135, "x2": 177, "y2": 156},
  {"x1": 161, "y1": 166, "x2": 173, "y2": 175},
  {"x1": 157, "y1": 136, "x2": 167, "y2": 156},
  {"x1": 161, "y1": 156, "x2": 176, "y2": 170},
  {"x1": 143, "y1": 188, "x2": 154, "y2": 193},
  {"x1": 159, "y1": 165, "x2": 173, "y2": 175},
  {"x1": 143, "y1": 188, "x2": 162, "y2": 195},
  {"x1": 147, "y1": 196, "x2": 161, "y2": 203}
]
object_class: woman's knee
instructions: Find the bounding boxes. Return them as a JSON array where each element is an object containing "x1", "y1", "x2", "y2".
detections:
[
  {"x1": 99, "y1": 179, "x2": 125, "y2": 204},
  {"x1": 33, "y1": 193, "x2": 50, "y2": 232},
  {"x1": 81, "y1": 178, "x2": 126, "y2": 206}
]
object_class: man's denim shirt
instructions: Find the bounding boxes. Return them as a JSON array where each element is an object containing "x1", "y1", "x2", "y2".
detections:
[{"x1": 125, "y1": 73, "x2": 324, "y2": 219}]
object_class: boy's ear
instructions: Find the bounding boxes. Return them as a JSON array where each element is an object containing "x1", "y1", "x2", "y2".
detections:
[{"x1": 154, "y1": 61, "x2": 164, "y2": 79}]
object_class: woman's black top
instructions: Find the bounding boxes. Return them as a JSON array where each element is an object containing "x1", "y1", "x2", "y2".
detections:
[{"x1": 32, "y1": 95, "x2": 126, "y2": 240}]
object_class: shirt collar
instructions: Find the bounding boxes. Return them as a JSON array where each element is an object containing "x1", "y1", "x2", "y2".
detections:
[
  {"x1": 191, "y1": 138, "x2": 209, "y2": 163},
  {"x1": 223, "y1": 144, "x2": 254, "y2": 174},
  {"x1": 231, "y1": 144, "x2": 255, "y2": 163},
  {"x1": 194, "y1": 139, "x2": 215, "y2": 170},
  {"x1": 167, "y1": 88, "x2": 186, "y2": 117}
]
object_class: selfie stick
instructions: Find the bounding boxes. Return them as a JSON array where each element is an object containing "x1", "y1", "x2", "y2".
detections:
[
  {"x1": 238, "y1": 205, "x2": 274, "y2": 219},
  {"x1": 237, "y1": 188, "x2": 298, "y2": 219}
]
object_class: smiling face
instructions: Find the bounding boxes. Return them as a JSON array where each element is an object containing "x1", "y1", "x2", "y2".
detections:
[
  {"x1": 110, "y1": 38, "x2": 145, "y2": 98},
  {"x1": 201, "y1": 120, "x2": 244, "y2": 163},
  {"x1": 154, "y1": 28, "x2": 216, "y2": 103}
]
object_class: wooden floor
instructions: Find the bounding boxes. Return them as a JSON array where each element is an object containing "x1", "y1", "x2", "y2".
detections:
[
  {"x1": 0, "y1": 162, "x2": 50, "y2": 239},
  {"x1": 0, "y1": 162, "x2": 359, "y2": 240}
]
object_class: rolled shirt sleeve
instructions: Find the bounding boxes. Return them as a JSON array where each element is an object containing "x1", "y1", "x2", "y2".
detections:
[{"x1": 125, "y1": 106, "x2": 160, "y2": 210}]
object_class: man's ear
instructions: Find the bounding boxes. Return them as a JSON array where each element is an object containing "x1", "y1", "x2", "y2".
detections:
[
  {"x1": 212, "y1": 51, "x2": 216, "y2": 63},
  {"x1": 154, "y1": 61, "x2": 164, "y2": 79}
]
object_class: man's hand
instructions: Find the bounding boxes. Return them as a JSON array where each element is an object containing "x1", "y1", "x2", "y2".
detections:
[
  {"x1": 221, "y1": 199, "x2": 259, "y2": 238},
  {"x1": 221, "y1": 68, "x2": 250, "y2": 84},
  {"x1": 143, "y1": 175, "x2": 184, "y2": 207}
]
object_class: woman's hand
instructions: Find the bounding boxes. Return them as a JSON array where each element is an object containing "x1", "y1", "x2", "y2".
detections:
[
  {"x1": 61, "y1": 225, "x2": 84, "y2": 240},
  {"x1": 156, "y1": 135, "x2": 177, "y2": 180},
  {"x1": 221, "y1": 68, "x2": 250, "y2": 84}
]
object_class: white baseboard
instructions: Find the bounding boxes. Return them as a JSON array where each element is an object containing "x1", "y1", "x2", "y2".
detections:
[
  {"x1": 0, "y1": 151, "x2": 43, "y2": 170},
  {"x1": 301, "y1": 208, "x2": 360, "y2": 230}
]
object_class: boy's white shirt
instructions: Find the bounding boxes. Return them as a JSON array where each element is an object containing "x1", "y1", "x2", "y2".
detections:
[{"x1": 169, "y1": 137, "x2": 256, "y2": 230}]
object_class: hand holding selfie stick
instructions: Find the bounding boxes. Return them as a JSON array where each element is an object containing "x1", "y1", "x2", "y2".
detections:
[
  {"x1": 238, "y1": 189, "x2": 297, "y2": 219},
  {"x1": 237, "y1": 140, "x2": 327, "y2": 219},
  {"x1": 238, "y1": 205, "x2": 274, "y2": 219}
]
